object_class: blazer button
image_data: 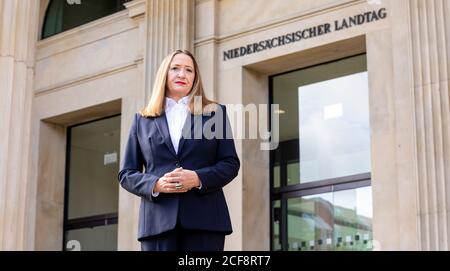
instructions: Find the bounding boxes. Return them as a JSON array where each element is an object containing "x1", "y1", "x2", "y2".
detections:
[{"x1": 175, "y1": 162, "x2": 180, "y2": 167}]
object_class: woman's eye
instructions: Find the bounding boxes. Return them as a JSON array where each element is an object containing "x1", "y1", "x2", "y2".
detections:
[
  {"x1": 171, "y1": 67, "x2": 178, "y2": 70},
  {"x1": 186, "y1": 69, "x2": 193, "y2": 73}
]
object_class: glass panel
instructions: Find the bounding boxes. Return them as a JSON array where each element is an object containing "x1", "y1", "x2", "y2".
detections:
[
  {"x1": 42, "y1": 0, "x2": 64, "y2": 38},
  {"x1": 298, "y1": 71, "x2": 370, "y2": 183},
  {"x1": 67, "y1": 116, "x2": 120, "y2": 219},
  {"x1": 287, "y1": 162, "x2": 299, "y2": 186},
  {"x1": 272, "y1": 200, "x2": 281, "y2": 251},
  {"x1": 65, "y1": 224, "x2": 117, "y2": 251},
  {"x1": 273, "y1": 165, "x2": 280, "y2": 188},
  {"x1": 272, "y1": 54, "x2": 369, "y2": 185},
  {"x1": 42, "y1": 0, "x2": 130, "y2": 39},
  {"x1": 287, "y1": 193, "x2": 333, "y2": 251},
  {"x1": 286, "y1": 187, "x2": 373, "y2": 251},
  {"x1": 333, "y1": 187, "x2": 373, "y2": 251}
]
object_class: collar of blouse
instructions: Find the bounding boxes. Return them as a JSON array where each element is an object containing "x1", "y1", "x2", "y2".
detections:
[{"x1": 165, "y1": 96, "x2": 190, "y2": 112}]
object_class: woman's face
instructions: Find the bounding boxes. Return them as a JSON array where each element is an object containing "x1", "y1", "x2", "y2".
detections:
[{"x1": 166, "y1": 53, "x2": 195, "y2": 100}]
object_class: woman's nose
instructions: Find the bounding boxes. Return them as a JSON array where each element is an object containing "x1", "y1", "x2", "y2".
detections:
[{"x1": 177, "y1": 69, "x2": 186, "y2": 78}]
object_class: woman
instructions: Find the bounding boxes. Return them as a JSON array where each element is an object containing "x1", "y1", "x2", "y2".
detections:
[{"x1": 118, "y1": 49, "x2": 240, "y2": 251}]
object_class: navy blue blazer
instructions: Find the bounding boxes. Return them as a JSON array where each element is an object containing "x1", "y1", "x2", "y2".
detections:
[{"x1": 118, "y1": 104, "x2": 240, "y2": 240}]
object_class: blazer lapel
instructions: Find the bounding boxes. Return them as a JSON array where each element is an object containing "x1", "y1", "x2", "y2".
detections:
[
  {"x1": 178, "y1": 113, "x2": 201, "y2": 155},
  {"x1": 154, "y1": 114, "x2": 177, "y2": 158},
  {"x1": 177, "y1": 114, "x2": 191, "y2": 155},
  {"x1": 178, "y1": 113, "x2": 203, "y2": 156}
]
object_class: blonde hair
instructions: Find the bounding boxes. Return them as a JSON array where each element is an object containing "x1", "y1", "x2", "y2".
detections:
[{"x1": 139, "y1": 50, "x2": 216, "y2": 117}]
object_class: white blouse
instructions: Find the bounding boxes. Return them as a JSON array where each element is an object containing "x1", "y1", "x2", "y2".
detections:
[{"x1": 165, "y1": 96, "x2": 190, "y2": 154}]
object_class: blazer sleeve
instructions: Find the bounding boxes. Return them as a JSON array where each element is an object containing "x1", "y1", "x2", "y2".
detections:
[
  {"x1": 118, "y1": 113, "x2": 159, "y2": 202},
  {"x1": 195, "y1": 105, "x2": 240, "y2": 195}
]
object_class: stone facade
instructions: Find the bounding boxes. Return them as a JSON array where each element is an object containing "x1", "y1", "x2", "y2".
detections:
[{"x1": 0, "y1": 0, "x2": 449, "y2": 250}]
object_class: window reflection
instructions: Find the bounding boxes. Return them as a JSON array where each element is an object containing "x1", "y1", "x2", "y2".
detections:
[
  {"x1": 333, "y1": 187, "x2": 373, "y2": 251},
  {"x1": 298, "y1": 72, "x2": 371, "y2": 183},
  {"x1": 287, "y1": 187, "x2": 373, "y2": 251},
  {"x1": 272, "y1": 54, "x2": 369, "y2": 186},
  {"x1": 287, "y1": 193, "x2": 333, "y2": 251}
]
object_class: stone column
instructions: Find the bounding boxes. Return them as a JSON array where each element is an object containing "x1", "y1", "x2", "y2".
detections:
[
  {"x1": 144, "y1": 0, "x2": 194, "y2": 100},
  {"x1": 0, "y1": 0, "x2": 40, "y2": 250},
  {"x1": 409, "y1": 0, "x2": 450, "y2": 250},
  {"x1": 194, "y1": 0, "x2": 219, "y2": 101}
]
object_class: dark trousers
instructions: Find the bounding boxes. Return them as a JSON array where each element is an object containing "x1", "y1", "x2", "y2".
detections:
[{"x1": 140, "y1": 224, "x2": 225, "y2": 251}]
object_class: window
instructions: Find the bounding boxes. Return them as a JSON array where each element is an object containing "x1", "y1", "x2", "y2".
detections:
[
  {"x1": 63, "y1": 115, "x2": 121, "y2": 251},
  {"x1": 270, "y1": 54, "x2": 373, "y2": 251},
  {"x1": 42, "y1": 0, "x2": 132, "y2": 39}
]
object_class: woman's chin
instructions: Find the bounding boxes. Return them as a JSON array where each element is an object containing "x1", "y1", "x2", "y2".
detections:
[{"x1": 171, "y1": 89, "x2": 189, "y2": 96}]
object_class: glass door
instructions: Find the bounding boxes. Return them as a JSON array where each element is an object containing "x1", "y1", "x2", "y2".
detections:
[
  {"x1": 63, "y1": 115, "x2": 120, "y2": 251},
  {"x1": 270, "y1": 54, "x2": 374, "y2": 251}
]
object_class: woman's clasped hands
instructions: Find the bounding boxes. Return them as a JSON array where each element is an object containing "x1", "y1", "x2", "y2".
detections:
[{"x1": 154, "y1": 167, "x2": 201, "y2": 193}]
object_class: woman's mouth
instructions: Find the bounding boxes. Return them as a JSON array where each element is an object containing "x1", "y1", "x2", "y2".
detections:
[{"x1": 175, "y1": 81, "x2": 186, "y2": 85}]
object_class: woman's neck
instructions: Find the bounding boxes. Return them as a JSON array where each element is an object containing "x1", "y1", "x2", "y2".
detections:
[{"x1": 166, "y1": 95, "x2": 186, "y2": 102}]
